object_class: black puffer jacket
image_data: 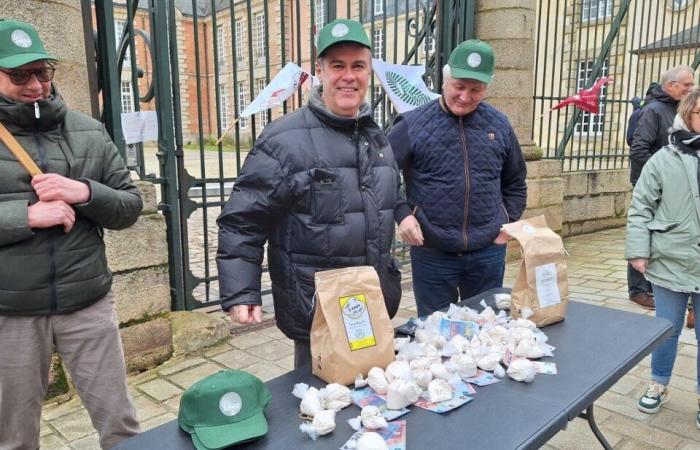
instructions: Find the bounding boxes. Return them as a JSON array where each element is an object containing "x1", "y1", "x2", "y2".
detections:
[
  {"x1": 217, "y1": 87, "x2": 403, "y2": 341},
  {"x1": 0, "y1": 88, "x2": 142, "y2": 315},
  {"x1": 629, "y1": 83, "x2": 679, "y2": 184}
]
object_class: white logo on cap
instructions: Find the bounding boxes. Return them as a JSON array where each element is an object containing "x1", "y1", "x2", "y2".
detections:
[
  {"x1": 467, "y1": 52, "x2": 482, "y2": 68},
  {"x1": 11, "y1": 30, "x2": 32, "y2": 48},
  {"x1": 219, "y1": 392, "x2": 243, "y2": 417},
  {"x1": 523, "y1": 224, "x2": 536, "y2": 235},
  {"x1": 331, "y1": 23, "x2": 350, "y2": 37}
]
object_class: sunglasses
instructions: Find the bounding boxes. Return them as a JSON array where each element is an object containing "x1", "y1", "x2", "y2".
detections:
[{"x1": 0, "y1": 66, "x2": 56, "y2": 85}]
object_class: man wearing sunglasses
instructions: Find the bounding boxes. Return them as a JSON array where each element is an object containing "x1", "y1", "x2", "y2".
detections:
[{"x1": 0, "y1": 20, "x2": 142, "y2": 449}]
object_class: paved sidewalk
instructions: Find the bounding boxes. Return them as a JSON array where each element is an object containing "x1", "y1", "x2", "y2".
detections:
[{"x1": 40, "y1": 227, "x2": 700, "y2": 449}]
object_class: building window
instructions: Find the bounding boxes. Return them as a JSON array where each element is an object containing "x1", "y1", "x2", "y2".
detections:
[
  {"x1": 216, "y1": 24, "x2": 225, "y2": 66},
  {"x1": 574, "y1": 59, "x2": 609, "y2": 135},
  {"x1": 218, "y1": 83, "x2": 230, "y2": 129},
  {"x1": 582, "y1": 0, "x2": 613, "y2": 21},
  {"x1": 424, "y1": 26, "x2": 435, "y2": 56},
  {"x1": 235, "y1": 20, "x2": 245, "y2": 63},
  {"x1": 373, "y1": 28, "x2": 384, "y2": 59},
  {"x1": 256, "y1": 78, "x2": 269, "y2": 130},
  {"x1": 314, "y1": 0, "x2": 326, "y2": 29},
  {"x1": 374, "y1": 0, "x2": 384, "y2": 15},
  {"x1": 373, "y1": 86, "x2": 384, "y2": 126},
  {"x1": 120, "y1": 81, "x2": 133, "y2": 113},
  {"x1": 114, "y1": 20, "x2": 131, "y2": 65},
  {"x1": 254, "y1": 13, "x2": 266, "y2": 64},
  {"x1": 237, "y1": 82, "x2": 248, "y2": 129}
]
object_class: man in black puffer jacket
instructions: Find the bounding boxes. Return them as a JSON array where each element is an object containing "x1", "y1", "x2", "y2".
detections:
[
  {"x1": 388, "y1": 40, "x2": 527, "y2": 317},
  {"x1": 628, "y1": 65, "x2": 695, "y2": 310},
  {"x1": 0, "y1": 21, "x2": 141, "y2": 449},
  {"x1": 217, "y1": 19, "x2": 407, "y2": 368}
]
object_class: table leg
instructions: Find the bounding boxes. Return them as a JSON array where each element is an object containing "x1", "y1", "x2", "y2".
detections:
[{"x1": 578, "y1": 405, "x2": 613, "y2": 450}]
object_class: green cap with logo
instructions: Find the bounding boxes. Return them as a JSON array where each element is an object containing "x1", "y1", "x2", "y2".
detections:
[
  {"x1": 316, "y1": 18, "x2": 372, "y2": 57},
  {"x1": 446, "y1": 39, "x2": 495, "y2": 84},
  {"x1": 178, "y1": 370, "x2": 272, "y2": 449},
  {"x1": 0, "y1": 20, "x2": 56, "y2": 69}
]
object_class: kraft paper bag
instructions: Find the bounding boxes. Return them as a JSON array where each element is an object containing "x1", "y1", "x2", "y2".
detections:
[
  {"x1": 310, "y1": 266, "x2": 395, "y2": 385},
  {"x1": 502, "y1": 215, "x2": 568, "y2": 327}
]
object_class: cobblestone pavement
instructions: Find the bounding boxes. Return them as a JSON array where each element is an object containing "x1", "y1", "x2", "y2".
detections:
[{"x1": 40, "y1": 227, "x2": 700, "y2": 449}]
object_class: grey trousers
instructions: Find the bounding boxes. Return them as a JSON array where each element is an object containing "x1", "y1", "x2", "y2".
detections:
[{"x1": 0, "y1": 291, "x2": 140, "y2": 450}]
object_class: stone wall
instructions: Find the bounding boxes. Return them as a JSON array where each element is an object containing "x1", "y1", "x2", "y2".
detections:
[{"x1": 562, "y1": 168, "x2": 632, "y2": 236}]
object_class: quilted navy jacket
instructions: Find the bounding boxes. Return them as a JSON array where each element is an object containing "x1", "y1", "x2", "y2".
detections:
[{"x1": 389, "y1": 98, "x2": 527, "y2": 252}]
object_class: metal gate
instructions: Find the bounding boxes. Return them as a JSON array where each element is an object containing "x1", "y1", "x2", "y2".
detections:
[
  {"x1": 532, "y1": 0, "x2": 700, "y2": 171},
  {"x1": 88, "y1": 0, "x2": 475, "y2": 311}
]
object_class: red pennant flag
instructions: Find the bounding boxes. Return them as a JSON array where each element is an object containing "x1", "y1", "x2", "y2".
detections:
[{"x1": 551, "y1": 77, "x2": 613, "y2": 114}]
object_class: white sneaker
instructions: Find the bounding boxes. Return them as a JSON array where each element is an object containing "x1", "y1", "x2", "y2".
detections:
[{"x1": 637, "y1": 383, "x2": 669, "y2": 414}]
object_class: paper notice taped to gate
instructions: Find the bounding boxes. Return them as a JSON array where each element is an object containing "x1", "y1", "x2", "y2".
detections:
[{"x1": 121, "y1": 111, "x2": 158, "y2": 144}]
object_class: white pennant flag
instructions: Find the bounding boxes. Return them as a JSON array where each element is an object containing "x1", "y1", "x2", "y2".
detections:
[
  {"x1": 372, "y1": 59, "x2": 440, "y2": 114},
  {"x1": 241, "y1": 62, "x2": 309, "y2": 117}
]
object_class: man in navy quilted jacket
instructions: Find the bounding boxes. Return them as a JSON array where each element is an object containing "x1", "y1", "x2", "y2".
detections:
[{"x1": 388, "y1": 39, "x2": 527, "y2": 317}]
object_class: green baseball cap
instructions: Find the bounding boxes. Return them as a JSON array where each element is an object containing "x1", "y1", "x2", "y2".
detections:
[
  {"x1": 178, "y1": 370, "x2": 272, "y2": 449},
  {"x1": 316, "y1": 18, "x2": 371, "y2": 57},
  {"x1": 0, "y1": 20, "x2": 56, "y2": 69},
  {"x1": 446, "y1": 39, "x2": 495, "y2": 84}
]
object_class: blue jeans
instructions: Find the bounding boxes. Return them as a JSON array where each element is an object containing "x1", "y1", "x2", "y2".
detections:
[
  {"x1": 410, "y1": 244, "x2": 506, "y2": 317},
  {"x1": 650, "y1": 283, "x2": 700, "y2": 393}
]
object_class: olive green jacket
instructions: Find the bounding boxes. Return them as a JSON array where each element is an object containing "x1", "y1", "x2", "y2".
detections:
[
  {"x1": 0, "y1": 88, "x2": 142, "y2": 315},
  {"x1": 626, "y1": 117, "x2": 700, "y2": 294}
]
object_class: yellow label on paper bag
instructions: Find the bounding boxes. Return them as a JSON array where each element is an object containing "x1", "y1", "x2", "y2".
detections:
[{"x1": 339, "y1": 294, "x2": 376, "y2": 351}]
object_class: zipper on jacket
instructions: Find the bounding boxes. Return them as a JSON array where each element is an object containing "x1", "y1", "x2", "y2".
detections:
[
  {"x1": 357, "y1": 122, "x2": 373, "y2": 264},
  {"x1": 33, "y1": 135, "x2": 48, "y2": 172},
  {"x1": 458, "y1": 117, "x2": 470, "y2": 250},
  {"x1": 49, "y1": 245, "x2": 58, "y2": 313}
]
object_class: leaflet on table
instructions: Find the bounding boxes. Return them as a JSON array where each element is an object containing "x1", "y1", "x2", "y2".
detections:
[
  {"x1": 352, "y1": 387, "x2": 410, "y2": 421},
  {"x1": 531, "y1": 361, "x2": 557, "y2": 374},
  {"x1": 340, "y1": 420, "x2": 407, "y2": 450},
  {"x1": 439, "y1": 317, "x2": 479, "y2": 340},
  {"x1": 464, "y1": 370, "x2": 500, "y2": 386},
  {"x1": 414, "y1": 381, "x2": 473, "y2": 413}
]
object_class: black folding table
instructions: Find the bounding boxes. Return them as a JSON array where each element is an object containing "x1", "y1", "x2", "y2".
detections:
[{"x1": 114, "y1": 288, "x2": 672, "y2": 450}]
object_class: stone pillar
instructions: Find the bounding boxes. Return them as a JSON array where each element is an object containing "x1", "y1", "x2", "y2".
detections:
[
  {"x1": 0, "y1": 1, "x2": 92, "y2": 115},
  {"x1": 105, "y1": 181, "x2": 173, "y2": 372},
  {"x1": 475, "y1": 0, "x2": 542, "y2": 161},
  {"x1": 475, "y1": 1, "x2": 564, "y2": 261}
]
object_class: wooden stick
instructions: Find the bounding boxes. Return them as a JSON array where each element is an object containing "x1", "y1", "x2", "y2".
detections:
[
  {"x1": 0, "y1": 122, "x2": 42, "y2": 176},
  {"x1": 214, "y1": 117, "x2": 241, "y2": 146}
]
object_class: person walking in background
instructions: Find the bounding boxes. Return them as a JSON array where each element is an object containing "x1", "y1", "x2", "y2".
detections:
[
  {"x1": 627, "y1": 88, "x2": 700, "y2": 426},
  {"x1": 388, "y1": 39, "x2": 527, "y2": 317},
  {"x1": 0, "y1": 20, "x2": 142, "y2": 449},
  {"x1": 628, "y1": 65, "x2": 695, "y2": 311}
]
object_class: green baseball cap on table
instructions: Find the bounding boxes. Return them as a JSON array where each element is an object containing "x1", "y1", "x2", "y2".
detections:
[
  {"x1": 447, "y1": 39, "x2": 495, "y2": 84},
  {"x1": 178, "y1": 370, "x2": 272, "y2": 449},
  {"x1": 316, "y1": 18, "x2": 371, "y2": 57},
  {"x1": 0, "y1": 20, "x2": 56, "y2": 69}
]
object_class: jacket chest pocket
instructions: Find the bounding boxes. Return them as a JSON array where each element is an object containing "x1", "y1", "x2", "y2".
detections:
[{"x1": 310, "y1": 168, "x2": 344, "y2": 225}]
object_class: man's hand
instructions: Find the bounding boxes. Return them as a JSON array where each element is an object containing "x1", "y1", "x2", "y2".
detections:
[
  {"x1": 493, "y1": 229, "x2": 510, "y2": 245},
  {"x1": 32, "y1": 173, "x2": 90, "y2": 205},
  {"x1": 229, "y1": 304, "x2": 262, "y2": 324},
  {"x1": 629, "y1": 258, "x2": 648, "y2": 273},
  {"x1": 28, "y1": 200, "x2": 76, "y2": 233},
  {"x1": 398, "y1": 215, "x2": 424, "y2": 246}
]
